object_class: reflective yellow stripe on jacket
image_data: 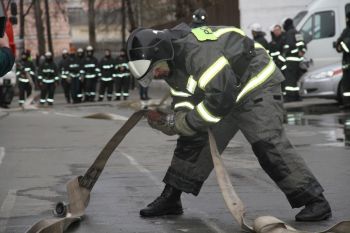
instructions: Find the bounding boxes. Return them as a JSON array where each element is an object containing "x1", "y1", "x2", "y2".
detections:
[
  {"x1": 198, "y1": 56, "x2": 229, "y2": 90},
  {"x1": 236, "y1": 59, "x2": 276, "y2": 102},
  {"x1": 196, "y1": 102, "x2": 221, "y2": 123}
]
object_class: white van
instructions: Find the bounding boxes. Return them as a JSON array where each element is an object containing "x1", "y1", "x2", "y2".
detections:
[{"x1": 294, "y1": 0, "x2": 350, "y2": 71}]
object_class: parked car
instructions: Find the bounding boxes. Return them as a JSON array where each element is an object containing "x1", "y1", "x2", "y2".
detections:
[
  {"x1": 299, "y1": 63, "x2": 344, "y2": 103},
  {"x1": 294, "y1": 0, "x2": 350, "y2": 71}
]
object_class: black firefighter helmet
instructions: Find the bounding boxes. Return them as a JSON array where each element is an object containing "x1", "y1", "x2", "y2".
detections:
[{"x1": 126, "y1": 28, "x2": 174, "y2": 87}]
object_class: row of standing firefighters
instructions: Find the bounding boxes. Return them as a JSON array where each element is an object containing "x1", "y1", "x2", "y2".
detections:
[
  {"x1": 15, "y1": 46, "x2": 131, "y2": 106},
  {"x1": 250, "y1": 19, "x2": 308, "y2": 102}
]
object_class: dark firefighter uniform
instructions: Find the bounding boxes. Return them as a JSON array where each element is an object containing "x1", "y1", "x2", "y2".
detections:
[
  {"x1": 98, "y1": 51, "x2": 115, "y2": 101},
  {"x1": 336, "y1": 13, "x2": 350, "y2": 106},
  {"x1": 58, "y1": 49, "x2": 71, "y2": 103},
  {"x1": 16, "y1": 53, "x2": 36, "y2": 105},
  {"x1": 114, "y1": 55, "x2": 130, "y2": 100},
  {"x1": 38, "y1": 53, "x2": 59, "y2": 105},
  {"x1": 269, "y1": 31, "x2": 287, "y2": 73},
  {"x1": 67, "y1": 52, "x2": 83, "y2": 103},
  {"x1": 283, "y1": 18, "x2": 306, "y2": 101},
  {"x1": 81, "y1": 47, "x2": 100, "y2": 101},
  {"x1": 127, "y1": 24, "x2": 331, "y2": 221}
]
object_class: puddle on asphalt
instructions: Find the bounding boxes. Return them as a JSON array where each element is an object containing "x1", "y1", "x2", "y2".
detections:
[{"x1": 285, "y1": 103, "x2": 350, "y2": 148}]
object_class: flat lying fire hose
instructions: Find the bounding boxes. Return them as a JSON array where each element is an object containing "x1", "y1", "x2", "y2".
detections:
[
  {"x1": 25, "y1": 110, "x2": 148, "y2": 233},
  {"x1": 25, "y1": 109, "x2": 350, "y2": 233},
  {"x1": 208, "y1": 129, "x2": 350, "y2": 233}
]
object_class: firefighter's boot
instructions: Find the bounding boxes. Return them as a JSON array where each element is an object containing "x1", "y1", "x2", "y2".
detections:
[{"x1": 140, "y1": 184, "x2": 183, "y2": 217}]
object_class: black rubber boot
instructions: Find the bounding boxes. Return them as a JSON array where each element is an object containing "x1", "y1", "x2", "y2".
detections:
[
  {"x1": 295, "y1": 193, "x2": 332, "y2": 221},
  {"x1": 140, "y1": 184, "x2": 183, "y2": 217}
]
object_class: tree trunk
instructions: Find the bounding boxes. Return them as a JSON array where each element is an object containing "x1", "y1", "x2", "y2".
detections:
[
  {"x1": 33, "y1": 0, "x2": 46, "y2": 55},
  {"x1": 19, "y1": 0, "x2": 25, "y2": 53},
  {"x1": 121, "y1": 0, "x2": 126, "y2": 47},
  {"x1": 125, "y1": 0, "x2": 136, "y2": 31},
  {"x1": 88, "y1": 0, "x2": 96, "y2": 48},
  {"x1": 44, "y1": 0, "x2": 53, "y2": 55}
]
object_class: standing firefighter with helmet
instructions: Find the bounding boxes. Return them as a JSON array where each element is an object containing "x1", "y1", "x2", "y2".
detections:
[
  {"x1": 98, "y1": 49, "x2": 115, "y2": 101},
  {"x1": 336, "y1": 12, "x2": 350, "y2": 108},
  {"x1": 190, "y1": 8, "x2": 207, "y2": 28},
  {"x1": 81, "y1": 45, "x2": 99, "y2": 102},
  {"x1": 126, "y1": 24, "x2": 332, "y2": 221},
  {"x1": 114, "y1": 49, "x2": 130, "y2": 100},
  {"x1": 16, "y1": 51, "x2": 36, "y2": 106},
  {"x1": 283, "y1": 18, "x2": 307, "y2": 102},
  {"x1": 67, "y1": 48, "x2": 83, "y2": 103},
  {"x1": 37, "y1": 52, "x2": 59, "y2": 106},
  {"x1": 58, "y1": 49, "x2": 71, "y2": 103}
]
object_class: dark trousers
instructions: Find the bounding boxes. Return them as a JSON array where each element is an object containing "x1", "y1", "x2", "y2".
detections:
[
  {"x1": 61, "y1": 79, "x2": 71, "y2": 103},
  {"x1": 284, "y1": 61, "x2": 302, "y2": 102},
  {"x1": 115, "y1": 76, "x2": 130, "y2": 100},
  {"x1": 163, "y1": 82, "x2": 324, "y2": 208},
  {"x1": 342, "y1": 69, "x2": 350, "y2": 106},
  {"x1": 40, "y1": 83, "x2": 55, "y2": 105},
  {"x1": 71, "y1": 77, "x2": 82, "y2": 103},
  {"x1": 84, "y1": 78, "x2": 97, "y2": 101},
  {"x1": 139, "y1": 86, "x2": 149, "y2": 100},
  {"x1": 99, "y1": 80, "x2": 114, "y2": 101},
  {"x1": 18, "y1": 81, "x2": 32, "y2": 104}
]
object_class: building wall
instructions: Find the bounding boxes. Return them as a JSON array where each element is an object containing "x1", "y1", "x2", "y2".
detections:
[
  {"x1": 239, "y1": 0, "x2": 314, "y2": 40},
  {"x1": 13, "y1": 0, "x2": 71, "y2": 58}
]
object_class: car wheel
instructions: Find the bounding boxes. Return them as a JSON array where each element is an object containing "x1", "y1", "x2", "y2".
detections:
[{"x1": 337, "y1": 80, "x2": 344, "y2": 105}]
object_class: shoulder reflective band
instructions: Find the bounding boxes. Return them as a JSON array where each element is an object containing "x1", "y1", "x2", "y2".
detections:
[
  {"x1": 236, "y1": 59, "x2": 276, "y2": 103},
  {"x1": 213, "y1": 27, "x2": 246, "y2": 37},
  {"x1": 196, "y1": 102, "x2": 221, "y2": 123},
  {"x1": 285, "y1": 86, "x2": 300, "y2": 91},
  {"x1": 19, "y1": 78, "x2": 30, "y2": 82},
  {"x1": 341, "y1": 41, "x2": 350, "y2": 53},
  {"x1": 85, "y1": 64, "x2": 96, "y2": 68},
  {"x1": 186, "y1": 75, "x2": 197, "y2": 94},
  {"x1": 198, "y1": 56, "x2": 229, "y2": 90},
  {"x1": 170, "y1": 88, "x2": 191, "y2": 97},
  {"x1": 296, "y1": 41, "x2": 305, "y2": 47},
  {"x1": 286, "y1": 57, "x2": 304, "y2": 62},
  {"x1": 174, "y1": 101, "x2": 195, "y2": 110},
  {"x1": 270, "y1": 51, "x2": 280, "y2": 57},
  {"x1": 254, "y1": 43, "x2": 266, "y2": 51}
]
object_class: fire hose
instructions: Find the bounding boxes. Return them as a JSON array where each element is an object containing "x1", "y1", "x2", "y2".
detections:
[{"x1": 25, "y1": 110, "x2": 350, "y2": 233}]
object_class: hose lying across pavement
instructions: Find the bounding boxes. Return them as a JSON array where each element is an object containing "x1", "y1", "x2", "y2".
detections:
[{"x1": 25, "y1": 110, "x2": 350, "y2": 233}]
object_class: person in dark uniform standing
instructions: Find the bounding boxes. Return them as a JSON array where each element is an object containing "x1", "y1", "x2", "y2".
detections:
[
  {"x1": 16, "y1": 52, "x2": 36, "y2": 106},
  {"x1": 98, "y1": 49, "x2": 115, "y2": 101},
  {"x1": 37, "y1": 52, "x2": 59, "y2": 106},
  {"x1": 67, "y1": 48, "x2": 83, "y2": 103},
  {"x1": 76, "y1": 47, "x2": 85, "y2": 100},
  {"x1": 269, "y1": 24, "x2": 287, "y2": 72},
  {"x1": 126, "y1": 24, "x2": 331, "y2": 222},
  {"x1": 283, "y1": 18, "x2": 306, "y2": 102},
  {"x1": 269, "y1": 24, "x2": 287, "y2": 95},
  {"x1": 114, "y1": 49, "x2": 131, "y2": 100},
  {"x1": 336, "y1": 12, "x2": 350, "y2": 108},
  {"x1": 58, "y1": 49, "x2": 71, "y2": 103},
  {"x1": 251, "y1": 23, "x2": 269, "y2": 50},
  {"x1": 81, "y1": 45, "x2": 99, "y2": 102}
]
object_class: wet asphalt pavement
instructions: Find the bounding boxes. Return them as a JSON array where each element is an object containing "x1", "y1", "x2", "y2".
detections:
[{"x1": 0, "y1": 86, "x2": 349, "y2": 233}]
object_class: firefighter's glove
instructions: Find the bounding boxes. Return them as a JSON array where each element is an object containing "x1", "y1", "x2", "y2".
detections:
[{"x1": 147, "y1": 110, "x2": 196, "y2": 136}]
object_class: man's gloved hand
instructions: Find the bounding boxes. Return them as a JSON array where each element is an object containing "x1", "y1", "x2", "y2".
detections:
[{"x1": 147, "y1": 110, "x2": 196, "y2": 136}]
